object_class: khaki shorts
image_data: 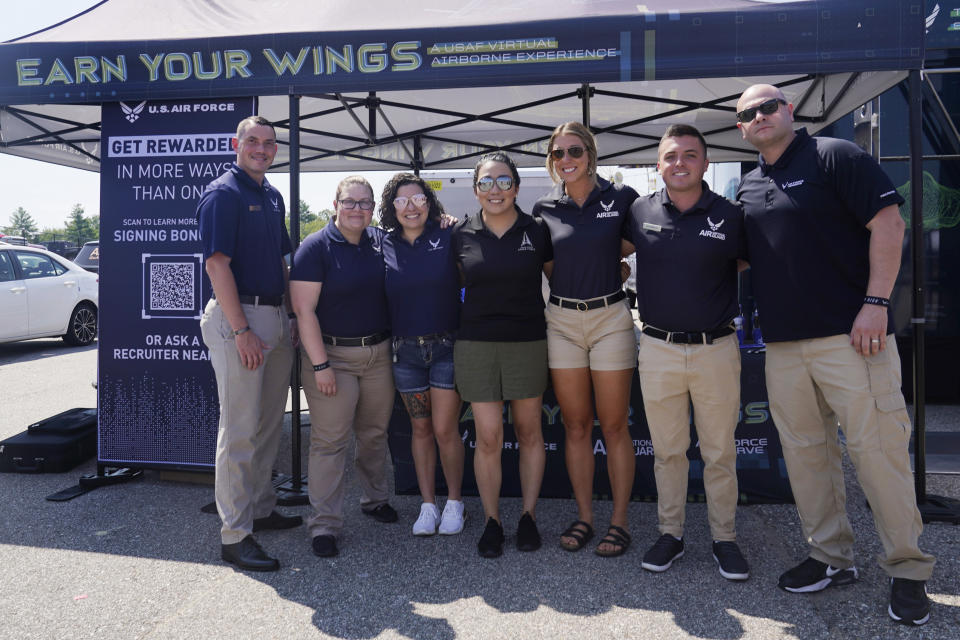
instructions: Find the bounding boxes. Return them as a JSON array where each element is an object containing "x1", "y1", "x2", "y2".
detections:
[
  {"x1": 546, "y1": 297, "x2": 637, "y2": 370},
  {"x1": 454, "y1": 339, "x2": 548, "y2": 402}
]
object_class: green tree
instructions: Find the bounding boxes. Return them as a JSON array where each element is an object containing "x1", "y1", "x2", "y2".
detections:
[
  {"x1": 301, "y1": 208, "x2": 333, "y2": 238},
  {"x1": 287, "y1": 201, "x2": 332, "y2": 241},
  {"x1": 64, "y1": 204, "x2": 95, "y2": 245},
  {"x1": 6, "y1": 207, "x2": 38, "y2": 239}
]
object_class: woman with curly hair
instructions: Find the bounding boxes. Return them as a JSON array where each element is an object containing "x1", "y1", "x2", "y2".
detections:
[{"x1": 379, "y1": 173, "x2": 466, "y2": 537}]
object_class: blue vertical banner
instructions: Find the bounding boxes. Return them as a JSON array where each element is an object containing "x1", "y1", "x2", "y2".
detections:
[{"x1": 98, "y1": 97, "x2": 255, "y2": 469}]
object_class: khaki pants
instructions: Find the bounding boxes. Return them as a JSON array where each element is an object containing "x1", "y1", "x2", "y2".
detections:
[
  {"x1": 302, "y1": 340, "x2": 395, "y2": 538},
  {"x1": 200, "y1": 300, "x2": 293, "y2": 545},
  {"x1": 637, "y1": 332, "x2": 741, "y2": 541},
  {"x1": 765, "y1": 335, "x2": 934, "y2": 580}
]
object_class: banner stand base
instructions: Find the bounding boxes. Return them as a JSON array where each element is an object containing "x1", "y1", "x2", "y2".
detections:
[
  {"x1": 274, "y1": 474, "x2": 310, "y2": 506},
  {"x1": 919, "y1": 494, "x2": 960, "y2": 524},
  {"x1": 46, "y1": 465, "x2": 144, "y2": 502}
]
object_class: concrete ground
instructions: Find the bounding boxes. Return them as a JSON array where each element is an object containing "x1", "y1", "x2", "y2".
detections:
[{"x1": 0, "y1": 338, "x2": 957, "y2": 640}]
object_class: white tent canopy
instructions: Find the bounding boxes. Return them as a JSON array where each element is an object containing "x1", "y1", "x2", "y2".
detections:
[{"x1": 0, "y1": 0, "x2": 923, "y2": 172}]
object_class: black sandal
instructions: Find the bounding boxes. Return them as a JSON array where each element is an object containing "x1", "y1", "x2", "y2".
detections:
[
  {"x1": 594, "y1": 525, "x2": 631, "y2": 557},
  {"x1": 559, "y1": 520, "x2": 594, "y2": 552}
]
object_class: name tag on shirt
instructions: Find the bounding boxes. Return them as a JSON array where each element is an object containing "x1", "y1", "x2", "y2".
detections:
[
  {"x1": 249, "y1": 205, "x2": 262, "y2": 211},
  {"x1": 643, "y1": 222, "x2": 662, "y2": 232}
]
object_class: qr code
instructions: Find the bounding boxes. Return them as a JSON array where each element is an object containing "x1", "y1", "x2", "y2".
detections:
[{"x1": 149, "y1": 262, "x2": 194, "y2": 310}]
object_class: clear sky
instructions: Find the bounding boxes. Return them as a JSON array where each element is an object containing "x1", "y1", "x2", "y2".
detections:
[{"x1": 0, "y1": 1, "x2": 398, "y2": 233}]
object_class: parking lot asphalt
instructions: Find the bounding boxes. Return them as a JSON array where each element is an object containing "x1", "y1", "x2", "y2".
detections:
[{"x1": 1, "y1": 337, "x2": 958, "y2": 640}]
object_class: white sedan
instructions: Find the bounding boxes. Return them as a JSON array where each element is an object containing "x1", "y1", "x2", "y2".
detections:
[{"x1": 0, "y1": 244, "x2": 99, "y2": 346}]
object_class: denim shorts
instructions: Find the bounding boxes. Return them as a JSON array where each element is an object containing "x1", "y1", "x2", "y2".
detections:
[{"x1": 392, "y1": 333, "x2": 456, "y2": 393}]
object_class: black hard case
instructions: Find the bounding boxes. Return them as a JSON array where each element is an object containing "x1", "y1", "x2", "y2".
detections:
[{"x1": 0, "y1": 408, "x2": 97, "y2": 473}]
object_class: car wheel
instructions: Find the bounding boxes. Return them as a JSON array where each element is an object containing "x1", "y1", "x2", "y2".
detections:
[{"x1": 63, "y1": 302, "x2": 98, "y2": 346}]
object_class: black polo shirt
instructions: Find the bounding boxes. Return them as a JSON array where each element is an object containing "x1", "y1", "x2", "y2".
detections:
[
  {"x1": 737, "y1": 128, "x2": 904, "y2": 342},
  {"x1": 531, "y1": 177, "x2": 638, "y2": 299},
  {"x1": 290, "y1": 221, "x2": 389, "y2": 338},
  {"x1": 196, "y1": 163, "x2": 291, "y2": 297},
  {"x1": 452, "y1": 209, "x2": 552, "y2": 342},
  {"x1": 382, "y1": 221, "x2": 460, "y2": 338},
  {"x1": 626, "y1": 184, "x2": 744, "y2": 331}
]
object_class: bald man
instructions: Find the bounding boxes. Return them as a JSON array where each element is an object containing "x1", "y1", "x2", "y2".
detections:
[{"x1": 735, "y1": 84, "x2": 934, "y2": 626}]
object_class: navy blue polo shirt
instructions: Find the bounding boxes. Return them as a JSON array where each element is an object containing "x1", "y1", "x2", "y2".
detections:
[
  {"x1": 290, "y1": 222, "x2": 389, "y2": 337},
  {"x1": 627, "y1": 184, "x2": 745, "y2": 331},
  {"x1": 531, "y1": 177, "x2": 639, "y2": 299},
  {"x1": 196, "y1": 163, "x2": 291, "y2": 297},
  {"x1": 452, "y1": 209, "x2": 552, "y2": 342},
  {"x1": 382, "y1": 221, "x2": 460, "y2": 337},
  {"x1": 737, "y1": 128, "x2": 904, "y2": 342}
]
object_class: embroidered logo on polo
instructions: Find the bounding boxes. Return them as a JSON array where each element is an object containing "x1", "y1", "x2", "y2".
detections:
[
  {"x1": 699, "y1": 216, "x2": 727, "y2": 240},
  {"x1": 428, "y1": 237, "x2": 443, "y2": 252},
  {"x1": 596, "y1": 200, "x2": 619, "y2": 218},
  {"x1": 781, "y1": 179, "x2": 804, "y2": 190},
  {"x1": 270, "y1": 197, "x2": 280, "y2": 212},
  {"x1": 518, "y1": 232, "x2": 535, "y2": 252}
]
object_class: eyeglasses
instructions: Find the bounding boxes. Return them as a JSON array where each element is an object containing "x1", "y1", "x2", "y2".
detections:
[
  {"x1": 338, "y1": 198, "x2": 375, "y2": 210},
  {"x1": 392, "y1": 193, "x2": 428, "y2": 210},
  {"x1": 736, "y1": 98, "x2": 787, "y2": 124},
  {"x1": 550, "y1": 145, "x2": 585, "y2": 160},
  {"x1": 476, "y1": 175, "x2": 514, "y2": 192}
]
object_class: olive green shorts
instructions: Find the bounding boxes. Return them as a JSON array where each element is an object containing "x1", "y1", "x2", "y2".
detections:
[{"x1": 453, "y1": 339, "x2": 548, "y2": 402}]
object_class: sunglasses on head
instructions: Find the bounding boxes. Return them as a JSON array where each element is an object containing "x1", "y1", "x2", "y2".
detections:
[
  {"x1": 550, "y1": 145, "x2": 585, "y2": 160},
  {"x1": 736, "y1": 98, "x2": 787, "y2": 124},
  {"x1": 393, "y1": 193, "x2": 428, "y2": 210},
  {"x1": 338, "y1": 198, "x2": 375, "y2": 210},
  {"x1": 476, "y1": 175, "x2": 514, "y2": 192}
]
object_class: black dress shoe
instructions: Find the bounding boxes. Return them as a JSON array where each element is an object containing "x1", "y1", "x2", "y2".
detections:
[
  {"x1": 312, "y1": 535, "x2": 338, "y2": 558},
  {"x1": 362, "y1": 503, "x2": 399, "y2": 523},
  {"x1": 221, "y1": 535, "x2": 279, "y2": 572},
  {"x1": 516, "y1": 512, "x2": 542, "y2": 552},
  {"x1": 477, "y1": 517, "x2": 504, "y2": 558},
  {"x1": 253, "y1": 510, "x2": 303, "y2": 532}
]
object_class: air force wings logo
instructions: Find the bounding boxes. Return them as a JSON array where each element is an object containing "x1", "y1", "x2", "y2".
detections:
[
  {"x1": 120, "y1": 101, "x2": 146, "y2": 123},
  {"x1": 428, "y1": 237, "x2": 442, "y2": 251},
  {"x1": 699, "y1": 216, "x2": 727, "y2": 240},
  {"x1": 596, "y1": 200, "x2": 619, "y2": 219}
]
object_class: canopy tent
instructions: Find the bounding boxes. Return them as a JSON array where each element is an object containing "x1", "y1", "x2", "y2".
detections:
[
  {"x1": 0, "y1": 0, "x2": 925, "y2": 172},
  {"x1": 4, "y1": 0, "x2": 952, "y2": 518}
]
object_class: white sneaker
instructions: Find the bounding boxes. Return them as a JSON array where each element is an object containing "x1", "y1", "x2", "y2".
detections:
[
  {"x1": 412, "y1": 502, "x2": 440, "y2": 536},
  {"x1": 438, "y1": 499, "x2": 465, "y2": 535}
]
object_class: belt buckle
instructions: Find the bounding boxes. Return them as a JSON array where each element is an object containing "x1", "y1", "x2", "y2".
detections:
[
  {"x1": 360, "y1": 336, "x2": 371, "y2": 347},
  {"x1": 665, "y1": 331, "x2": 675, "y2": 344},
  {"x1": 576, "y1": 301, "x2": 588, "y2": 312}
]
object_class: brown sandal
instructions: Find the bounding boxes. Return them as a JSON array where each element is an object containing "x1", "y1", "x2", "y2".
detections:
[
  {"x1": 559, "y1": 520, "x2": 594, "y2": 552},
  {"x1": 594, "y1": 525, "x2": 631, "y2": 557}
]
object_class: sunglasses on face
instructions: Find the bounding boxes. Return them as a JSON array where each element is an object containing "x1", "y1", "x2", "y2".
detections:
[
  {"x1": 392, "y1": 193, "x2": 428, "y2": 210},
  {"x1": 736, "y1": 98, "x2": 787, "y2": 124},
  {"x1": 338, "y1": 198, "x2": 375, "y2": 210},
  {"x1": 475, "y1": 175, "x2": 514, "y2": 192},
  {"x1": 550, "y1": 145, "x2": 585, "y2": 160}
]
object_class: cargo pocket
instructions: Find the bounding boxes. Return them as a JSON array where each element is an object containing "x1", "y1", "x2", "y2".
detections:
[{"x1": 875, "y1": 390, "x2": 911, "y2": 455}]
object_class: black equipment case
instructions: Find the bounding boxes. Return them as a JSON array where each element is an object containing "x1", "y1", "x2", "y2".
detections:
[{"x1": 0, "y1": 408, "x2": 97, "y2": 473}]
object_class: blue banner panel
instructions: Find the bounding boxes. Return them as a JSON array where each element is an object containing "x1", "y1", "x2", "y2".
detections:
[
  {"x1": 98, "y1": 97, "x2": 255, "y2": 469},
  {"x1": 0, "y1": 2, "x2": 923, "y2": 105},
  {"x1": 388, "y1": 346, "x2": 792, "y2": 504}
]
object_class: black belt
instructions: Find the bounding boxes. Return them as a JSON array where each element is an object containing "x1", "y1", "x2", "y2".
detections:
[
  {"x1": 214, "y1": 294, "x2": 283, "y2": 307},
  {"x1": 323, "y1": 331, "x2": 390, "y2": 347},
  {"x1": 549, "y1": 290, "x2": 626, "y2": 311},
  {"x1": 641, "y1": 324, "x2": 735, "y2": 345},
  {"x1": 396, "y1": 332, "x2": 452, "y2": 345}
]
